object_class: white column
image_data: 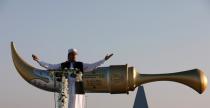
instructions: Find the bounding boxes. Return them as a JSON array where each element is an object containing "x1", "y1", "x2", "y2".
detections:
[{"x1": 57, "y1": 75, "x2": 69, "y2": 108}]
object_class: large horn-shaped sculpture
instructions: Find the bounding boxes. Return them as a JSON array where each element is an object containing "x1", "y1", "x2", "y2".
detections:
[{"x1": 11, "y1": 42, "x2": 208, "y2": 94}]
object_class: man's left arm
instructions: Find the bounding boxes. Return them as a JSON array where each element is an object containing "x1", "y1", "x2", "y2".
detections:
[{"x1": 83, "y1": 53, "x2": 113, "y2": 72}]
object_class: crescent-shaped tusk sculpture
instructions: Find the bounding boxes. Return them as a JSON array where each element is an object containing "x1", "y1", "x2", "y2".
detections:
[{"x1": 11, "y1": 42, "x2": 207, "y2": 94}]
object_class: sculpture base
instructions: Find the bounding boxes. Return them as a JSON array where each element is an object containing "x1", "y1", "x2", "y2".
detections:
[{"x1": 133, "y1": 86, "x2": 148, "y2": 108}]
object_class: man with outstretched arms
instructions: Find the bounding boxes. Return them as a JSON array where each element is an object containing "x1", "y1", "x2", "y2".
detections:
[{"x1": 32, "y1": 48, "x2": 113, "y2": 108}]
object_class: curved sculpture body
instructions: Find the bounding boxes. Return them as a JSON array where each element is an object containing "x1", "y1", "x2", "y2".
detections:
[{"x1": 11, "y1": 42, "x2": 208, "y2": 94}]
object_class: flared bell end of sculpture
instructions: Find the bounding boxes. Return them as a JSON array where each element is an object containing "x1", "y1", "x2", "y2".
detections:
[
  {"x1": 199, "y1": 69, "x2": 208, "y2": 94},
  {"x1": 136, "y1": 68, "x2": 208, "y2": 94}
]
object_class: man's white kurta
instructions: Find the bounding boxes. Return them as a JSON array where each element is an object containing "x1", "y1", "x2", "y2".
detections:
[{"x1": 37, "y1": 59, "x2": 105, "y2": 108}]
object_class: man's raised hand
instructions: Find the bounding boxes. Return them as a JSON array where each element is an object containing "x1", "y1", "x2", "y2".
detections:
[
  {"x1": 32, "y1": 54, "x2": 39, "y2": 61},
  {"x1": 105, "y1": 53, "x2": 113, "y2": 61}
]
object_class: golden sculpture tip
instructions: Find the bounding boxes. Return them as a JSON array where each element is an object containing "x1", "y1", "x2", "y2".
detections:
[{"x1": 200, "y1": 69, "x2": 208, "y2": 94}]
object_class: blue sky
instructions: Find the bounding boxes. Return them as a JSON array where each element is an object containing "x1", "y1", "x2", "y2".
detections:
[{"x1": 0, "y1": 0, "x2": 210, "y2": 108}]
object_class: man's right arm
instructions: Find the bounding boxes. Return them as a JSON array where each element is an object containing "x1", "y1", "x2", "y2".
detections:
[
  {"x1": 37, "y1": 61, "x2": 61, "y2": 70},
  {"x1": 32, "y1": 54, "x2": 61, "y2": 70}
]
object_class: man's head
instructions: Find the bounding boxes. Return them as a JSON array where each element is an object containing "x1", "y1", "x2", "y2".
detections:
[{"x1": 68, "y1": 48, "x2": 78, "y2": 61}]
